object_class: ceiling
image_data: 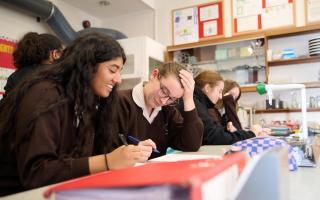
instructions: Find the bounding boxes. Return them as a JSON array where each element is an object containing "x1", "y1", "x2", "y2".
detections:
[{"x1": 62, "y1": 0, "x2": 152, "y2": 19}]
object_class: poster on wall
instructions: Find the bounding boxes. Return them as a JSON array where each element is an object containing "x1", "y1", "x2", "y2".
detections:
[
  {"x1": 173, "y1": 7, "x2": 199, "y2": 45},
  {"x1": 0, "y1": 37, "x2": 16, "y2": 98},
  {"x1": 306, "y1": 0, "x2": 320, "y2": 23},
  {"x1": 261, "y1": 3, "x2": 293, "y2": 29},
  {"x1": 198, "y1": 2, "x2": 223, "y2": 39},
  {"x1": 232, "y1": 0, "x2": 294, "y2": 34},
  {"x1": 172, "y1": 1, "x2": 224, "y2": 45}
]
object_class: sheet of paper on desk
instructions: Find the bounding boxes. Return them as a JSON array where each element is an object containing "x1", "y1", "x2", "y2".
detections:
[{"x1": 150, "y1": 154, "x2": 222, "y2": 162}]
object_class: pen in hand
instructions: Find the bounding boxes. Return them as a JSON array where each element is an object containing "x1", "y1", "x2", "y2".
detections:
[
  {"x1": 127, "y1": 135, "x2": 160, "y2": 154},
  {"x1": 118, "y1": 134, "x2": 128, "y2": 146}
]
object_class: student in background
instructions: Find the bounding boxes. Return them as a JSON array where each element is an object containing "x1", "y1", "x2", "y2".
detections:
[
  {"x1": 0, "y1": 33, "x2": 154, "y2": 196},
  {"x1": 191, "y1": 70, "x2": 265, "y2": 145},
  {"x1": 215, "y1": 79, "x2": 243, "y2": 131},
  {"x1": 116, "y1": 62, "x2": 203, "y2": 158},
  {"x1": 3, "y1": 32, "x2": 64, "y2": 98}
]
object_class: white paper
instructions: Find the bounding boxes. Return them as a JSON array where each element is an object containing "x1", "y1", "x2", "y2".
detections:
[
  {"x1": 262, "y1": 3, "x2": 293, "y2": 29},
  {"x1": 149, "y1": 154, "x2": 221, "y2": 162},
  {"x1": 200, "y1": 4, "x2": 219, "y2": 21},
  {"x1": 203, "y1": 20, "x2": 218, "y2": 37},
  {"x1": 233, "y1": 0, "x2": 262, "y2": 18},
  {"x1": 236, "y1": 15, "x2": 258, "y2": 32},
  {"x1": 307, "y1": 0, "x2": 320, "y2": 22},
  {"x1": 173, "y1": 7, "x2": 199, "y2": 45},
  {"x1": 266, "y1": 0, "x2": 289, "y2": 7}
]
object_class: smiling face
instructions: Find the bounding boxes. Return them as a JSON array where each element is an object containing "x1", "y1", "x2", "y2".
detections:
[
  {"x1": 144, "y1": 69, "x2": 184, "y2": 108},
  {"x1": 204, "y1": 81, "x2": 224, "y2": 104},
  {"x1": 90, "y1": 57, "x2": 123, "y2": 97}
]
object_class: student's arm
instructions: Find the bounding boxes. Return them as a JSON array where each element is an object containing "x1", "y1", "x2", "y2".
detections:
[
  {"x1": 165, "y1": 70, "x2": 203, "y2": 151},
  {"x1": 166, "y1": 107, "x2": 203, "y2": 151},
  {"x1": 15, "y1": 85, "x2": 152, "y2": 189},
  {"x1": 193, "y1": 97, "x2": 255, "y2": 145},
  {"x1": 89, "y1": 143, "x2": 153, "y2": 173},
  {"x1": 179, "y1": 69, "x2": 195, "y2": 111},
  {"x1": 222, "y1": 94, "x2": 243, "y2": 130},
  {"x1": 15, "y1": 84, "x2": 90, "y2": 189}
]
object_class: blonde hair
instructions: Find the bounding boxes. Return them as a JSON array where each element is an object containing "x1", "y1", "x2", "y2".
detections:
[
  {"x1": 157, "y1": 61, "x2": 187, "y2": 87},
  {"x1": 194, "y1": 70, "x2": 223, "y2": 89}
]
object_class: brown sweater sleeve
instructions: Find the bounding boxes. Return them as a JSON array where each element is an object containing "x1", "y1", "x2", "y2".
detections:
[
  {"x1": 167, "y1": 107, "x2": 203, "y2": 151},
  {"x1": 15, "y1": 82, "x2": 89, "y2": 189},
  {"x1": 223, "y1": 94, "x2": 243, "y2": 130}
]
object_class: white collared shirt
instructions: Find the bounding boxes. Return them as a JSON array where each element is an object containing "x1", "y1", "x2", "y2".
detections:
[{"x1": 132, "y1": 82, "x2": 162, "y2": 124}]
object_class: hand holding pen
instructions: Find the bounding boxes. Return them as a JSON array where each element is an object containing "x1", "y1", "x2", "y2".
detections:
[
  {"x1": 119, "y1": 134, "x2": 160, "y2": 154},
  {"x1": 104, "y1": 134, "x2": 153, "y2": 169},
  {"x1": 128, "y1": 135, "x2": 160, "y2": 154}
]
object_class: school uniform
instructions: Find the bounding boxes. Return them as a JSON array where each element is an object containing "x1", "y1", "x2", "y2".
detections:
[
  {"x1": 190, "y1": 87, "x2": 255, "y2": 145},
  {"x1": 116, "y1": 82, "x2": 203, "y2": 158},
  {"x1": 0, "y1": 81, "x2": 106, "y2": 196}
]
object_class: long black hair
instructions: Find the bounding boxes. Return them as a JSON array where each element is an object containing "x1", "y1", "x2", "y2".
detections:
[{"x1": 0, "y1": 33, "x2": 126, "y2": 155}]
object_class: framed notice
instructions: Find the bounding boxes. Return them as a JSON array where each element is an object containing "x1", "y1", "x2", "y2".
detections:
[
  {"x1": 305, "y1": 0, "x2": 320, "y2": 24},
  {"x1": 232, "y1": 0, "x2": 295, "y2": 34},
  {"x1": 172, "y1": 1, "x2": 224, "y2": 45},
  {"x1": 0, "y1": 37, "x2": 16, "y2": 97}
]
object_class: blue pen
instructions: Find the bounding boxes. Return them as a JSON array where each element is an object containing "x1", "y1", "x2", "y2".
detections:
[{"x1": 127, "y1": 135, "x2": 160, "y2": 153}]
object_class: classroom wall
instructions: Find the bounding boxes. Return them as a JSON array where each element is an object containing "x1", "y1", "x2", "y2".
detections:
[
  {"x1": 153, "y1": 0, "x2": 306, "y2": 46},
  {"x1": 101, "y1": 9, "x2": 154, "y2": 39}
]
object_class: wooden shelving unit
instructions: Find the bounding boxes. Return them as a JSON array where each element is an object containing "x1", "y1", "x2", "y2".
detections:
[
  {"x1": 255, "y1": 108, "x2": 320, "y2": 114},
  {"x1": 268, "y1": 55, "x2": 320, "y2": 66}
]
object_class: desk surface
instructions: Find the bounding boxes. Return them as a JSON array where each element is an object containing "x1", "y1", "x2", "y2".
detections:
[{"x1": 2, "y1": 145, "x2": 319, "y2": 200}]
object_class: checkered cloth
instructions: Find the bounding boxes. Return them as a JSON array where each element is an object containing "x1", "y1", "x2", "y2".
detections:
[{"x1": 231, "y1": 137, "x2": 298, "y2": 171}]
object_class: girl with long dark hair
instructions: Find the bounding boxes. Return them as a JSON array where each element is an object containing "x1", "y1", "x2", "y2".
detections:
[{"x1": 0, "y1": 33, "x2": 154, "y2": 196}]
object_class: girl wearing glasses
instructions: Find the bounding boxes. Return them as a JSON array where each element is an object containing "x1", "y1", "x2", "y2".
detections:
[{"x1": 116, "y1": 62, "x2": 203, "y2": 159}]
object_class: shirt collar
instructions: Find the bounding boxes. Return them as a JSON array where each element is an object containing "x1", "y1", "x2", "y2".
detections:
[{"x1": 132, "y1": 82, "x2": 162, "y2": 124}]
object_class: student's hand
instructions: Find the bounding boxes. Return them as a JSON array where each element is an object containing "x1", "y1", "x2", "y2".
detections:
[
  {"x1": 250, "y1": 124, "x2": 270, "y2": 137},
  {"x1": 179, "y1": 69, "x2": 195, "y2": 111},
  {"x1": 138, "y1": 139, "x2": 157, "y2": 151},
  {"x1": 107, "y1": 144, "x2": 152, "y2": 170},
  {"x1": 227, "y1": 122, "x2": 237, "y2": 133}
]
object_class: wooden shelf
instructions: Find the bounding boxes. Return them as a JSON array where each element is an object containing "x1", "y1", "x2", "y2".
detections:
[
  {"x1": 240, "y1": 82, "x2": 320, "y2": 93},
  {"x1": 167, "y1": 24, "x2": 320, "y2": 52},
  {"x1": 265, "y1": 24, "x2": 320, "y2": 39},
  {"x1": 167, "y1": 32, "x2": 265, "y2": 52},
  {"x1": 255, "y1": 108, "x2": 320, "y2": 114},
  {"x1": 240, "y1": 85, "x2": 257, "y2": 93},
  {"x1": 268, "y1": 55, "x2": 320, "y2": 66}
]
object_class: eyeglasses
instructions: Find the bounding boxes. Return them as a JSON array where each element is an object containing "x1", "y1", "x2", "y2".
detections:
[{"x1": 158, "y1": 82, "x2": 180, "y2": 105}]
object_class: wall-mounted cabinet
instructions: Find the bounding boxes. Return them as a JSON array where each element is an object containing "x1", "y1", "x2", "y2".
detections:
[{"x1": 118, "y1": 36, "x2": 165, "y2": 81}]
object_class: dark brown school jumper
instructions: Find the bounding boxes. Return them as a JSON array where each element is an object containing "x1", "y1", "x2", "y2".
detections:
[
  {"x1": 0, "y1": 81, "x2": 104, "y2": 196},
  {"x1": 116, "y1": 89, "x2": 203, "y2": 159}
]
